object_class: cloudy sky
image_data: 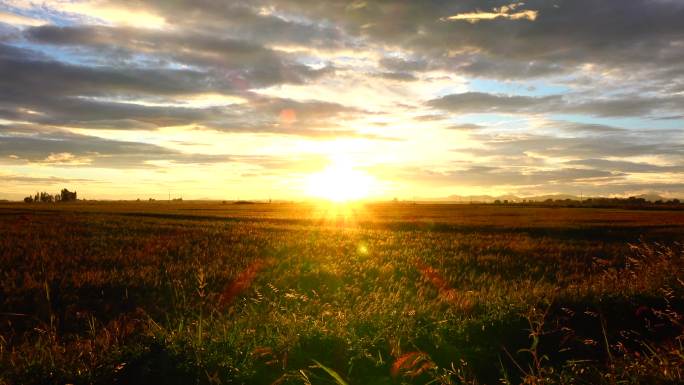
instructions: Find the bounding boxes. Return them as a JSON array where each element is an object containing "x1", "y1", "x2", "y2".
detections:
[{"x1": 1, "y1": 0, "x2": 683, "y2": 200}]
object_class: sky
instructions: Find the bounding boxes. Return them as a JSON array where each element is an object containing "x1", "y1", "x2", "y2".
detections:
[{"x1": 1, "y1": 0, "x2": 683, "y2": 201}]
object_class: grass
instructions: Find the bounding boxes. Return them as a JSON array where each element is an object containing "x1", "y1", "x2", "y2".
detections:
[{"x1": 0, "y1": 201, "x2": 682, "y2": 384}]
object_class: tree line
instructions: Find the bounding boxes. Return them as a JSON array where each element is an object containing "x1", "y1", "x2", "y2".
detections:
[
  {"x1": 493, "y1": 196, "x2": 682, "y2": 209},
  {"x1": 24, "y1": 189, "x2": 77, "y2": 203}
]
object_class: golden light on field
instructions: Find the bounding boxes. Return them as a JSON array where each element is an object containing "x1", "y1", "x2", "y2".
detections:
[{"x1": 305, "y1": 158, "x2": 377, "y2": 202}]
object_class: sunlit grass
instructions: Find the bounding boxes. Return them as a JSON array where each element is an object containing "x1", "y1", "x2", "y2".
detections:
[{"x1": 0, "y1": 203, "x2": 682, "y2": 384}]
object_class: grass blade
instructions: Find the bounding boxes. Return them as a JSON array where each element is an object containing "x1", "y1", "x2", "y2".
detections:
[{"x1": 312, "y1": 360, "x2": 350, "y2": 385}]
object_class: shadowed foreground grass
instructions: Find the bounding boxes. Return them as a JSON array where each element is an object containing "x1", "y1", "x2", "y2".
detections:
[{"x1": 0, "y1": 202, "x2": 682, "y2": 384}]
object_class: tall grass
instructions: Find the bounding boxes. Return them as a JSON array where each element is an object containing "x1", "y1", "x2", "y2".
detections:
[{"x1": 0, "y1": 204, "x2": 682, "y2": 384}]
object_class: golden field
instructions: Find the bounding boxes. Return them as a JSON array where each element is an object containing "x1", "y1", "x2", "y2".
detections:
[{"x1": 0, "y1": 202, "x2": 682, "y2": 384}]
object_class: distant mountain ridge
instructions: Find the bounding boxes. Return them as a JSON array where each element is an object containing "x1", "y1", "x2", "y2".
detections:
[{"x1": 419, "y1": 193, "x2": 676, "y2": 203}]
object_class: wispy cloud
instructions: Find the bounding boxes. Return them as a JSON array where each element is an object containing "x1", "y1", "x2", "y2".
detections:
[
  {"x1": 0, "y1": 10, "x2": 46, "y2": 26},
  {"x1": 442, "y1": 2, "x2": 538, "y2": 23}
]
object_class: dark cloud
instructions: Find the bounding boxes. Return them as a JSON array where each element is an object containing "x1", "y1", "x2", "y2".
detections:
[
  {"x1": 264, "y1": 0, "x2": 684, "y2": 80},
  {"x1": 564, "y1": 159, "x2": 683, "y2": 173},
  {"x1": 0, "y1": 125, "x2": 233, "y2": 168},
  {"x1": 564, "y1": 97, "x2": 684, "y2": 118},
  {"x1": 0, "y1": 55, "x2": 232, "y2": 96},
  {"x1": 402, "y1": 166, "x2": 623, "y2": 187},
  {"x1": 23, "y1": 25, "x2": 328, "y2": 88},
  {"x1": 19, "y1": 0, "x2": 684, "y2": 84},
  {"x1": 457, "y1": 56, "x2": 566, "y2": 79},
  {"x1": 413, "y1": 114, "x2": 446, "y2": 121},
  {"x1": 0, "y1": 175, "x2": 95, "y2": 184},
  {"x1": 550, "y1": 121, "x2": 625, "y2": 134},
  {"x1": 465, "y1": 133, "x2": 684, "y2": 159},
  {"x1": 374, "y1": 71, "x2": 418, "y2": 82},
  {"x1": 446, "y1": 123, "x2": 485, "y2": 130},
  {"x1": 99, "y1": 1, "x2": 346, "y2": 48},
  {"x1": 379, "y1": 57, "x2": 429, "y2": 72},
  {"x1": 247, "y1": 97, "x2": 357, "y2": 121},
  {"x1": 0, "y1": 42, "x2": 236, "y2": 128},
  {"x1": 428, "y1": 92, "x2": 562, "y2": 114},
  {"x1": 0, "y1": 43, "x2": 373, "y2": 137},
  {"x1": 396, "y1": 164, "x2": 684, "y2": 197},
  {"x1": 428, "y1": 92, "x2": 684, "y2": 117}
]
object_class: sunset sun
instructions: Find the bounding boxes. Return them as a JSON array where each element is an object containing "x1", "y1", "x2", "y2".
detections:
[{"x1": 305, "y1": 159, "x2": 377, "y2": 202}]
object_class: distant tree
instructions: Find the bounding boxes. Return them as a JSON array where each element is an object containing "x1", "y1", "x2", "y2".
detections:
[
  {"x1": 60, "y1": 188, "x2": 77, "y2": 202},
  {"x1": 23, "y1": 196, "x2": 33, "y2": 203},
  {"x1": 38, "y1": 192, "x2": 54, "y2": 203}
]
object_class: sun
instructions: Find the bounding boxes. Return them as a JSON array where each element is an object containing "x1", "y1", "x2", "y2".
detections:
[{"x1": 305, "y1": 159, "x2": 377, "y2": 202}]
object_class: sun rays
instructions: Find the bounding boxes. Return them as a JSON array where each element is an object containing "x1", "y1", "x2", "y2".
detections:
[{"x1": 305, "y1": 157, "x2": 379, "y2": 203}]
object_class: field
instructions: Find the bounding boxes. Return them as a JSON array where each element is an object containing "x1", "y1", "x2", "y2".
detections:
[{"x1": 1, "y1": 202, "x2": 683, "y2": 384}]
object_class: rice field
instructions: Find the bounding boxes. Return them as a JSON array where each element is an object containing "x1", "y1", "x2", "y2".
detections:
[{"x1": 0, "y1": 202, "x2": 682, "y2": 384}]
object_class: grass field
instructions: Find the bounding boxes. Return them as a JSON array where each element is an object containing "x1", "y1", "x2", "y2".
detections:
[{"x1": 1, "y1": 202, "x2": 683, "y2": 384}]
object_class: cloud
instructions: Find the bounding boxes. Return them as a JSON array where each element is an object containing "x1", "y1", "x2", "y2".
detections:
[
  {"x1": 563, "y1": 159, "x2": 683, "y2": 173},
  {"x1": 373, "y1": 71, "x2": 418, "y2": 82},
  {"x1": 0, "y1": 174, "x2": 95, "y2": 184},
  {"x1": 111, "y1": 1, "x2": 344, "y2": 48},
  {"x1": 0, "y1": 43, "x2": 375, "y2": 137},
  {"x1": 268, "y1": 0, "x2": 684, "y2": 80},
  {"x1": 456, "y1": 56, "x2": 565, "y2": 79},
  {"x1": 428, "y1": 92, "x2": 562, "y2": 114},
  {"x1": 42, "y1": 152, "x2": 93, "y2": 165},
  {"x1": 397, "y1": 164, "x2": 684, "y2": 197},
  {"x1": 0, "y1": 126, "x2": 235, "y2": 168},
  {"x1": 428, "y1": 91, "x2": 684, "y2": 117},
  {"x1": 564, "y1": 97, "x2": 684, "y2": 118},
  {"x1": 0, "y1": 10, "x2": 47, "y2": 27},
  {"x1": 1, "y1": 55, "x2": 233, "y2": 98},
  {"x1": 379, "y1": 57, "x2": 429, "y2": 72},
  {"x1": 58, "y1": 2, "x2": 168, "y2": 29},
  {"x1": 464, "y1": 132, "x2": 684, "y2": 160},
  {"x1": 446, "y1": 123, "x2": 485, "y2": 131},
  {"x1": 23, "y1": 26, "x2": 327, "y2": 88},
  {"x1": 402, "y1": 166, "x2": 622, "y2": 187},
  {"x1": 549, "y1": 121, "x2": 625, "y2": 134},
  {"x1": 443, "y1": 2, "x2": 538, "y2": 23}
]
